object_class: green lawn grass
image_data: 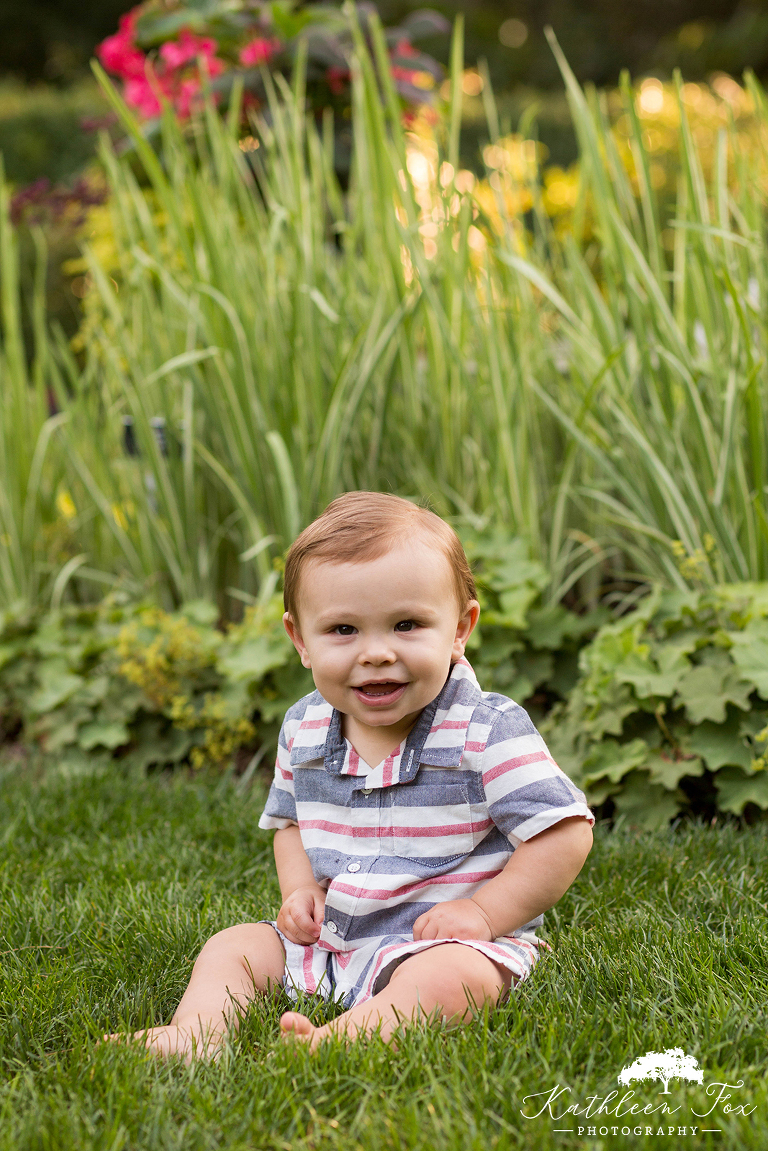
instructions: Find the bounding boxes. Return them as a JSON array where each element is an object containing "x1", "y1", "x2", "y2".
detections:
[{"x1": 1, "y1": 759, "x2": 766, "y2": 1150}]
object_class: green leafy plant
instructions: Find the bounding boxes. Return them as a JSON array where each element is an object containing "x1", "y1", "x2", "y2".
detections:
[
  {"x1": 465, "y1": 532, "x2": 608, "y2": 718},
  {"x1": 0, "y1": 535, "x2": 599, "y2": 770},
  {"x1": 544, "y1": 584, "x2": 768, "y2": 829},
  {"x1": 0, "y1": 594, "x2": 312, "y2": 773}
]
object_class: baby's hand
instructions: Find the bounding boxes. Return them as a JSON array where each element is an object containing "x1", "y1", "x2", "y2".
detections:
[
  {"x1": 277, "y1": 886, "x2": 326, "y2": 945},
  {"x1": 412, "y1": 898, "x2": 495, "y2": 942}
]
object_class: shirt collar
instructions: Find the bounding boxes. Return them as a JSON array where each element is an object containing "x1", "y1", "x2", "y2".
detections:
[{"x1": 288, "y1": 658, "x2": 482, "y2": 784}]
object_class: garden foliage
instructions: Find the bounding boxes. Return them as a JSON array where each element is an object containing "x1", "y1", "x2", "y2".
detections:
[
  {"x1": 0, "y1": 593, "x2": 310, "y2": 772},
  {"x1": 0, "y1": 534, "x2": 602, "y2": 772},
  {"x1": 3, "y1": 13, "x2": 768, "y2": 824},
  {"x1": 97, "y1": 1, "x2": 448, "y2": 123},
  {"x1": 545, "y1": 584, "x2": 768, "y2": 827}
]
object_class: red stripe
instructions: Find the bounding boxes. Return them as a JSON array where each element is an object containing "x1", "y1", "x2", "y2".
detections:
[
  {"x1": 300, "y1": 817, "x2": 493, "y2": 838},
  {"x1": 429, "y1": 720, "x2": 469, "y2": 732},
  {"x1": 328, "y1": 867, "x2": 501, "y2": 901},
  {"x1": 364, "y1": 941, "x2": 412, "y2": 995},
  {"x1": 464, "y1": 740, "x2": 485, "y2": 752},
  {"x1": 278, "y1": 767, "x2": 293, "y2": 781},
  {"x1": 287, "y1": 737, "x2": 295, "y2": 751},
  {"x1": 301, "y1": 717, "x2": 331, "y2": 730},
  {"x1": 483, "y1": 751, "x2": 553, "y2": 784},
  {"x1": 302, "y1": 944, "x2": 316, "y2": 993},
  {"x1": 382, "y1": 753, "x2": 394, "y2": 788},
  {"x1": 348, "y1": 747, "x2": 360, "y2": 776}
]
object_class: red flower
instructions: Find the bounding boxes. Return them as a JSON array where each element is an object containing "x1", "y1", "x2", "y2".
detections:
[
  {"x1": 393, "y1": 38, "x2": 418, "y2": 58},
  {"x1": 124, "y1": 75, "x2": 164, "y2": 119},
  {"x1": 239, "y1": 37, "x2": 281, "y2": 66},
  {"x1": 159, "y1": 29, "x2": 222, "y2": 72},
  {"x1": 326, "y1": 66, "x2": 350, "y2": 95},
  {"x1": 97, "y1": 8, "x2": 146, "y2": 80}
]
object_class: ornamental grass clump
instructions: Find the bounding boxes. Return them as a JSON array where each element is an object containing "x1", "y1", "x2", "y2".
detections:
[{"x1": 1, "y1": 11, "x2": 768, "y2": 623}]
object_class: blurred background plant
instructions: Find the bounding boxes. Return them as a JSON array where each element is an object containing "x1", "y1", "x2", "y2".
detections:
[{"x1": 3, "y1": 5, "x2": 768, "y2": 824}]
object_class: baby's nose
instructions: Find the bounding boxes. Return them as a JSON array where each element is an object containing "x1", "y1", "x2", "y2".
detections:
[{"x1": 358, "y1": 638, "x2": 396, "y2": 663}]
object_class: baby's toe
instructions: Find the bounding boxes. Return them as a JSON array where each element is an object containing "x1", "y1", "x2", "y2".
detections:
[{"x1": 279, "y1": 1012, "x2": 316, "y2": 1043}]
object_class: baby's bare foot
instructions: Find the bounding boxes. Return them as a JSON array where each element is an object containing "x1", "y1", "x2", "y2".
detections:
[
  {"x1": 279, "y1": 1011, "x2": 325, "y2": 1050},
  {"x1": 101, "y1": 1024, "x2": 224, "y2": 1061}
]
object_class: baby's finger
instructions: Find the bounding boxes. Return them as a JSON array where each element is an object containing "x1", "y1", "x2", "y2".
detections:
[
  {"x1": 283, "y1": 920, "x2": 316, "y2": 945},
  {"x1": 412, "y1": 912, "x2": 428, "y2": 940},
  {"x1": 417, "y1": 915, "x2": 439, "y2": 941},
  {"x1": 288, "y1": 901, "x2": 316, "y2": 932},
  {"x1": 312, "y1": 897, "x2": 326, "y2": 926}
]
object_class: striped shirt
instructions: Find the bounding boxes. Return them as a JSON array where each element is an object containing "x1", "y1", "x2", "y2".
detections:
[{"x1": 259, "y1": 657, "x2": 593, "y2": 964}]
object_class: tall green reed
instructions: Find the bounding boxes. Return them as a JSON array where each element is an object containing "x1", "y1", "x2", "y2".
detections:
[
  {"x1": 1, "y1": 13, "x2": 766, "y2": 613},
  {"x1": 0, "y1": 170, "x2": 70, "y2": 608}
]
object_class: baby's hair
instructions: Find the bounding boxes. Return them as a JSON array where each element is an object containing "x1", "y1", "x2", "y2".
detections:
[{"x1": 283, "y1": 491, "x2": 477, "y2": 622}]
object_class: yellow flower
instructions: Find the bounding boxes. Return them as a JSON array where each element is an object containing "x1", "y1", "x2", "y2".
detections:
[{"x1": 56, "y1": 490, "x2": 77, "y2": 521}]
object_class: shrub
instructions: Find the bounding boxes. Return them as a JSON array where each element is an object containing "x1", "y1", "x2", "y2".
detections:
[
  {"x1": 96, "y1": 1, "x2": 448, "y2": 125},
  {"x1": 0, "y1": 594, "x2": 311, "y2": 773},
  {"x1": 543, "y1": 584, "x2": 768, "y2": 828},
  {"x1": 0, "y1": 535, "x2": 602, "y2": 770}
]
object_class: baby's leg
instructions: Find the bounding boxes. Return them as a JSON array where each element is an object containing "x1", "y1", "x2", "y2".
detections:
[
  {"x1": 104, "y1": 922, "x2": 285, "y2": 1058},
  {"x1": 281, "y1": 943, "x2": 512, "y2": 1050}
]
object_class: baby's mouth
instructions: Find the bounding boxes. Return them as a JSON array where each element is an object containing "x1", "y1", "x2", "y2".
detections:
[{"x1": 352, "y1": 681, "x2": 407, "y2": 704}]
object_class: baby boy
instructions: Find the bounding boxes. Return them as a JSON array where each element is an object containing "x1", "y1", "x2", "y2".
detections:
[{"x1": 111, "y1": 491, "x2": 593, "y2": 1056}]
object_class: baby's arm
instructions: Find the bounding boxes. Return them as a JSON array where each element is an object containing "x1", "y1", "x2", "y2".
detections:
[
  {"x1": 274, "y1": 825, "x2": 327, "y2": 945},
  {"x1": 413, "y1": 816, "x2": 593, "y2": 941}
]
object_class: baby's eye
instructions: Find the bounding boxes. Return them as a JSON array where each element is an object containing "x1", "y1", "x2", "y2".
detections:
[
  {"x1": 334, "y1": 624, "x2": 356, "y2": 636},
  {"x1": 394, "y1": 620, "x2": 417, "y2": 632}
]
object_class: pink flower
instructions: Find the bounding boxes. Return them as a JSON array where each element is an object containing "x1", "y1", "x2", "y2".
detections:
[
  {"x1": 97, "y1": 9, "x2": 146, "y2": 79},
  {"x1": 175, "y1": 77, "x2": 203, "y2": 118},
  {"x1": 239, "y1": 37, "x2": 280, "y2": 67},
  {"x1": 160, "y1": 29, "x2": 220, "y2": 71},
  {"x1": 124, "y1": 76, "x2": 164, "y2": 119}
]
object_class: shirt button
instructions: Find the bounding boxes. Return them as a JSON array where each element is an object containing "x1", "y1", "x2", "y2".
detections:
[
  {"x1": 347, "y1": 862, "x2": 361, "y2": 873},
  {"x1": 361, "y1": 788, "x2": 372, "y2": 795},
  {"x1": 327, "y1": 921, "x2": 338, "y2": 934}
]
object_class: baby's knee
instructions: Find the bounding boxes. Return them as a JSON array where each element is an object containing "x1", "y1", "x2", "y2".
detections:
[
  {"x1": 392, "y1": 944, "x2": 507, "y2": 1009},
  {"x1": 198, "y1": 922, "x2": 283, "y2": 966}
]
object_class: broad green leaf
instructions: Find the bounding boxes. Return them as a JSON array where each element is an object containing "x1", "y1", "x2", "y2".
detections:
[
  {"x1": 526, "y1": 605, "x2": 608, "y2": 651},
  {"x1": 495, "y1": 585, "x2": 540, "y2": 630},
  {"x1": 615, "y1": 648, "x2": 689, "y2": 699},
  {"x1": 584, "y1": 682, "x2": 637, "y2": 739},
  {"x1": 688, "y1": 717, "x2": 754, "y2": 771},
  {"x1": 28, "y1": 663, "x2": 84, "y2": 715},
  {"x1": 714, "y1": 767, "x2": 768, "y2": 814},
  {"x1": 180, "y1": 600, "x2": 219, "y2": 627},
  {"x1": 44, "y1": 719, "x2": 79, "y2": 752},
  {"x1": 728, "y1": 618, "x2": 768, "y2": 698},
  {"x1": 582, "y1": 737, "x2": 648, "y2": 786},
  {"x1": 219, "y1": 635, "x2": 293, "y2": 682},
  {"x1": 643, "y1": 748, "x2": 703, "y2": 790},
  {"x1": 675, "y1": 664, "x2": 752, "y2": 724},
  {"x1": 78, "y1": 721, "x2": 130, "y2": 750},
  {"x1": 612, "y1": 771, "x2": 683, "y2": 830},
  {"x1": 74, "y1": 675, "x2": 110, "y2": 706}
]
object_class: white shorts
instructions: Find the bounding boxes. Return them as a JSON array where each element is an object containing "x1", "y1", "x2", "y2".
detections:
[{"x1": 260, "y1": 921, "x2": 542, "y2": 1009}]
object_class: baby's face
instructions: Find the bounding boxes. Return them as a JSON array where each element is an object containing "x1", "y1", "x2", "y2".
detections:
[{"x1": 284, "y1": 538, "x2": 479, "y2": 742}]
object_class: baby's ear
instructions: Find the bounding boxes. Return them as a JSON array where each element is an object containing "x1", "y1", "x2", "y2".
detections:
[{"x1": 284, "y1": 612, "x2": 311, "y2": 668}]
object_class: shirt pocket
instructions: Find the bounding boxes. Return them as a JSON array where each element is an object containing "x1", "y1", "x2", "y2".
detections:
[{"x1": 392, "y1": 782, "x2": 482, "y2": 866}]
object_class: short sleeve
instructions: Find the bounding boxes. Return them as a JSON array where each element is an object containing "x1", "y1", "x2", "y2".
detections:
[
  {"x1": 258, "y1": 715, "x2": 298, "y2": 830},
  {"x1": 481, "y1": 704, "x2": 594, "y2": 845}
]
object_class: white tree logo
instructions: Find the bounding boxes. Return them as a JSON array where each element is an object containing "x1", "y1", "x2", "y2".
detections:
[{"x1": 618, "y1": 1049, "x2": 704, "y2": 1095}]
